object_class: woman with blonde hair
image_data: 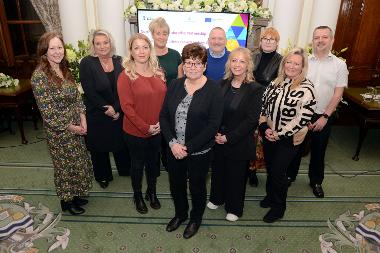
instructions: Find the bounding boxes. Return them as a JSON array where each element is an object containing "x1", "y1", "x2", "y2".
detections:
[
  {"x1": 149, "y1": 17, "x2": 183, "y2": 171},
  {"x1": 80, "y1": 29, "x2": 130, "y2": 189},
  {"x1": 259, "y1": 47, "x2": 316, "y2": 223},
  {"x1": 207, "y1": 47, "x2": 264, "y2": 222},
  {"x1": 117, "y1": 33, "x2": 166, "y2": 214}
]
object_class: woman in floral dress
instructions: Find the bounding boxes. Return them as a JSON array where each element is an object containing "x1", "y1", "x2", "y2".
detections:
[{"x1": 31, "y1": 32, "x2": 93, "y2": 215}]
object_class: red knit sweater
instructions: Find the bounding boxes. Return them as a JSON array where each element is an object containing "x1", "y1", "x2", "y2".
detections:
[{"x1": 117, "y1": 71, "x2": 166, "y2": 138}]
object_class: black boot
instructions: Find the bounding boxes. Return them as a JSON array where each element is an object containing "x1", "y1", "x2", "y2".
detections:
[
  {"x1": 73, "y1": 196, "x2": 88, "y2": 206},
  {"x1": 60, "y1": 200, "x2": 85, "y2": 215},
  {"x1": 248, "y1": 170, "x2": 259, "y2": 187},
  {"x1": 145, "y1": 189, "x2": 161, "y2": 209},
  {"x1": 134, "y1": 192, "x2": 148, "y2": 214}
]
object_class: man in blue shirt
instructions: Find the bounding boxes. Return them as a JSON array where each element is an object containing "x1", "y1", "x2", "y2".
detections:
[{"x1": 205, "y1": 27, "x2": 230, "y2": 81}]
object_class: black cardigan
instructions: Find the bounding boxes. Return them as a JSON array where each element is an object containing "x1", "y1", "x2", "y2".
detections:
[
  {"x1": 216, "y1": 79, "x2": 264, "y2": 160},
  {"x1": 79, "y1": 55, "x2": 125, "y2": 151},
  {"x1": 159, "y1": 77, "x2": 223, "y2": 154}
]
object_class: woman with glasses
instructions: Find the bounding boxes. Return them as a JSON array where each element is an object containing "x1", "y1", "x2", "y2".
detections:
[
  {"x1": 207, "y1": 47, "x2": 264, "y2": 222},
  {"x1": 248, "y1": 27, "x2": 283, "y2": 187},
  {"x1": 160, "y1": 43, "x2": 223, "y2": 239},
  {"x1": 117, "y1": 33, "x2": 166, "y2": 214}
]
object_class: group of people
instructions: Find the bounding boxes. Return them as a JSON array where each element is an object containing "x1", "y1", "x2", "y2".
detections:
[{"x1": 31, "y1": 16, "x2": 348, "y2": 239}]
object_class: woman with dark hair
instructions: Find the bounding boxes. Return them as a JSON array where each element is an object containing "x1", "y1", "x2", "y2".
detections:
[
  {"x1": 207, "y1": 47, "x2": 264, "y2": 222},
  {"x1": 160, "y1": 43, "x2": 223, "y2": 239},
  {"x1": 117, "y1": 33, "x2": 166, "y2": 214},
  {"x1": 259, "y1": 47, "x2": 316, "y2": 223},
  {"x1": 80, "y1": 29, "x2": 130, "y2": 189},
  {"x1": 31, "y1": 32, "x2": 93, "y2": 215}
]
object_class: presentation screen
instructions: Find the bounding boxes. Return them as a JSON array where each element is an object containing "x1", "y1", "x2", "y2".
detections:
[{"x1": 137, "y1": 9, "x2": 250, "y2": 54}]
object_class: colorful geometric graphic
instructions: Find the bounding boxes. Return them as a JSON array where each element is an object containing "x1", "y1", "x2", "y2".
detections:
[{"x1": 226, "y1": 13, "x2": 250, "y2": 51}]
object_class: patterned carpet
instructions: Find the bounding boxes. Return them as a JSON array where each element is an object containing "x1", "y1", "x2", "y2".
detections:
[{"x1": 0, "y1": 121, "x2": 379, "y2": 252}]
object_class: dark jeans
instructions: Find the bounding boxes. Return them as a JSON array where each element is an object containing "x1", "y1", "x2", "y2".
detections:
[
  {"x1": 167, "y1": 150, "x2": 210, "y2": 223},
  {"x1": 287, "y1": 114, "x2": 333, "y2": 185},
  {"x1": 123, "y1": 133, "x2": 161, "y2": 193},
  {"x1": 90, "y1": 146, "x2": 131, "y2": 182},
  {"x1": 263, "y1": 137, "x2": 299, "y2": 211},
  {"x1": 209, "y1": 145, "x2": 249, "y2": 217}
]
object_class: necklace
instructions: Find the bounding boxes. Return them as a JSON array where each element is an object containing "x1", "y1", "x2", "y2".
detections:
[{"x1": 99, "y1": 58, "x2": 112, "y2": 72}]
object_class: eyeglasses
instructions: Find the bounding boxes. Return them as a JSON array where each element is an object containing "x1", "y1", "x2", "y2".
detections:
[
  {"x1": 184, "y1": 61, "x2": 204, "y2": 68},
  {"x1": 261, "y1": 38, "x2": 276, "y2": 43}
]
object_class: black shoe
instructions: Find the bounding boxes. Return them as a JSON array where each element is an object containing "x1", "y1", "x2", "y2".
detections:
[
  {"x1": 60, "y1": 200, "x2": 85, "y2": 215},
  {"x1": 134, "y1": 193, "x2": 148, "y2": 214},
  {"x1": 73, "y1": 196, "x2": 88, "y2": 206},
  {"x1": 166, "y1": 216, "x2": 188, "y2": 232},
  {"x1": 259, "y1": 197, "x2": 272, "y2": 208},
  {"x1": 145, "y1": 191, "x2": 161, "y2": 209},
  {"x1": 310, "y1": 183, "x2": 324, "y2": 198},
  {"x1": 183, "y1": 222, "x2": 201, "y2": 239},
  {"x1": 98, "y1": 181, "x2": 109, "y2": 189},
  {"x1": 263, "y1": 208, "x2": 284, "y2": 223},
  {"x1": 249, "y1": 172, "x2": 259, "y2": 187}
]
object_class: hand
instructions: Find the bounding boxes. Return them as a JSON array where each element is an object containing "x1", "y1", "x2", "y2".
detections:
[
  {"x1": 112, "y1": 112, "x2": 120, "y2": 121},
  {"x1": 265, "y1": 128, "x2": 278, "y2": 142},
  {"x1": 67, "y1": 124, "x2": 86, "y2": 135},
  {"x1": 80, "y1": 116, "x2": 87, "y2": 133},
  {"x1": 309, "y1": 117, "x2": 327, "y2": 132},
  {"x1": 171, "y1": 143, "x2": 188, "y2": 159},
  {"x1": 148, "y1": 122, "x2": 160, "y2": 136},
  {"x1": 215, "y1": 133, "x2": 227, "y2": 144},
  {"x1": 103, "y1": 105, "x2": 116, "y2": 117}
]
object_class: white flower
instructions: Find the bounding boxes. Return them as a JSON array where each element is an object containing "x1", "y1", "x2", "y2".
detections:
[
  {"x1": 204, "y1": 5, "x2": 212, "y2": 12},
  {"x1": 130, "y1": 5, "x2": 137, "y2": 14},
  {"x1": 159, "y1": 3, "x2": 168, "y2": 9}
]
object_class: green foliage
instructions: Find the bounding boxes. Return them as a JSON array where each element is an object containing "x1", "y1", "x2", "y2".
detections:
[{"x1": 64, "y1": 40, "x2": 90, "y2": 84}]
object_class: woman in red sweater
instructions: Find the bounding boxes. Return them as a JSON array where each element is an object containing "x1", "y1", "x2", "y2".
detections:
[{"x1": 117, "y1": 33, "x2": 166, "y2": 214}]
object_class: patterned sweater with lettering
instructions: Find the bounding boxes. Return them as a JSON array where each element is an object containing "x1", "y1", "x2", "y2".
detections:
[{"x1": 260, "y1": 78, "x2": 316, "y2": 145}]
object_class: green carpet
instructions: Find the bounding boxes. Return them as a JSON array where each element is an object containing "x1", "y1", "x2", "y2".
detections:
[{"x1": 0, "y1": 121, "x2": 379, "y2": 252}]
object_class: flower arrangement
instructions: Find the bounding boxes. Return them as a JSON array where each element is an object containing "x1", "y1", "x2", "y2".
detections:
[
  {"x1": 0, "y1": 73, "x2": 19, "y2": 88},
  {"x1": 124, "y1": 0, "x2": 272, "y2": 20},
  {"x1": 65, "y1": 40, "x2": 89, "y2": 84}
]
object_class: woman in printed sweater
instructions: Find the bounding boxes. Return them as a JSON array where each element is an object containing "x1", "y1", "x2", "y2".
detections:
[{"x1": 259, "y1": 47, "x2": 316, "y2": 223}]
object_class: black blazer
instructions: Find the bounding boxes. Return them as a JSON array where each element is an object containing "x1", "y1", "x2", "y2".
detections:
[
  {"x1": 159, "y1": 77, "x2": 223, "y2": 154},
  {"x1": 79, "y1": 55, "x2": 124, "y2": 151},
  {"x1": 253, "y1": 51, "x2": 282, "y2": 87},
  {"x1": 216, "y1": 79, "x2": 264, "y2": 160}
]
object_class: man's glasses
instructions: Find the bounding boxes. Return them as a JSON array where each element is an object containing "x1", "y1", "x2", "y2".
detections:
[{"x1": 184, "y1": 61, "x2": 204, "y2": 68}]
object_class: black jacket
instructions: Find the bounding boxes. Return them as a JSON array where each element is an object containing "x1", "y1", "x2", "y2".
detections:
[
  {"x1": 159, "y1": 77, "x2": 223, "y2": 154},
  {"x1": 216, "y1": 79, "x2": 264, "y2": 160},
  {"x1": 79, "y1": 55, "x2": 125, "y2": 151},
  {"x1": 253, "y1": 51, "x2": 282, "y2": 87}
]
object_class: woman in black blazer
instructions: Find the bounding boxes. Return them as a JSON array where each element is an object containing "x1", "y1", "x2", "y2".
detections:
[
  {"x1": 80, "y1": 29, "x2": 130, "y2": 189},
  {"x1": 160, "y1": 43, "x2": 223, "y2": 239},
  {"x1": 207, "y1": 47, "x2": 264, "y2": 222}
]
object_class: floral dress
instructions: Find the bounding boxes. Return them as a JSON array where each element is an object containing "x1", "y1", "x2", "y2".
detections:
[{"x1": 31, "y1": 69, "x2": 93, "y2": 201}]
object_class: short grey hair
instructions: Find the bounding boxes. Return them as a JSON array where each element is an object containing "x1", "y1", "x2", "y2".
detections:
[
  {"x1": 88, "y1": 29, "x2": 116, "y2": 57},
  {"x1": 313, "y1": 25, "x2": 334, "y2": 38}
]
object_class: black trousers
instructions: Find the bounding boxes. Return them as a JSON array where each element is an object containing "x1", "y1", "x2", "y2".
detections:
[
  {"x1": 90, "y1": 146, "x2": 131, "y2": 182},
  {"x1": 209, "y1": 145, "x2": 249, "y2": 217},
  {"x1": 287, "y1": 114, "x2": 333, "y2": 185},
  {"x1": 263, "y1": 138, "x2": 299, "y2": 211},
  {"x1": 167, "y1": 151, "x2": 210, "y2": 223},
  {"x1": 123, "y1": 133, "x2": 161, "y2": 193}
]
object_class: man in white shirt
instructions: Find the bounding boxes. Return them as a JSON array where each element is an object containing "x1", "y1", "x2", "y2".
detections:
[{"x1": 287, "y1": 26, "x2": 349, "y2": 198}]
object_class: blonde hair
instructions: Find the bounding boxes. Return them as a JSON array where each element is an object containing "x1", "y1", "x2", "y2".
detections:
[
  {"x1": 224, "y1": 47, "x2": 254, "y2": 83},
  {"x1": 122, "y1": 33, "x2": 163, "y2": 80},
  {"x1": 149, "y1": 17, "x2": 170, "y2": 34},
  {"x1": 273, "y1": 47, "x2": 308, "y2": 89},
  {"x1": 88, "y1": 29, "x2": 116, "y2": 57}
]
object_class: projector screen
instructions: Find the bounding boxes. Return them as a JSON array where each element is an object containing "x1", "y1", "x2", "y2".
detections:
[{"x1": 137, "y1": 9, "x2": 250, "y2": 54}]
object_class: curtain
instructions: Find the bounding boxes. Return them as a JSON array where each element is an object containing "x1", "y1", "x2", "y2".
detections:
[{"x1": 30, "y1": 0, "x2": 62, "y2": 33}]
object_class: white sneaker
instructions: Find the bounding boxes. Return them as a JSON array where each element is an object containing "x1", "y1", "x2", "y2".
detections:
[
  {"x1": 207, "y1": 201, "x2": 219, "y2": 210},
  {"x1": 226, "y1": 213, "x2": 239, "y2": 222}
]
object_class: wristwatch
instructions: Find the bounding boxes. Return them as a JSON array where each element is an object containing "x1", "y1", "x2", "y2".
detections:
[{"x1": 322, "y1": 113, "x2": 329, "y2": 119}]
